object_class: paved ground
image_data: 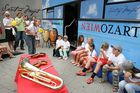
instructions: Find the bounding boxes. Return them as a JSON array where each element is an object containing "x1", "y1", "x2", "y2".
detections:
[{"x1": 0, "y1": 44, "x2": 113, "y2": 93}]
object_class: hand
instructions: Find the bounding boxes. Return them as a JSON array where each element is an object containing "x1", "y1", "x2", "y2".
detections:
[{"x1": 107, "y1": 61, "x2": 112, "y2": 65}]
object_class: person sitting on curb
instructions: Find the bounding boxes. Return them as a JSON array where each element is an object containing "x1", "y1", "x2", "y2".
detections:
[
  {"x1": 118, "y1": 60, "x2": 140, "y2": 93},
  {"x1": 59, "y1": 35, "x2": 70, "y2": 60},
  {"x1": 76, "y1": 42, "x2": 111, "y2": 76},
  {"x1": 0, "y1": 43, "x2": 15, "y2": 61},
  {"x1": 97, "y1": 45, "x2": 126, "y2": 92}
]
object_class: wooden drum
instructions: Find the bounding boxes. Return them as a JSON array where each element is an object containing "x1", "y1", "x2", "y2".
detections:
[
  {"x1": 49, "y1": 28, "x2": 58, "y2": 44},
  {"x1": 43, "y1": 29, "x2": 49, "y2": 42}
]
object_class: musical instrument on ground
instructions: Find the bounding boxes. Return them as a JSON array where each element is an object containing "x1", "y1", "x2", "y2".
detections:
[
  {"x1": 33, "y1": 60, "x2": 48, "y2": 68},
  {"x1": 43, "y1": 30, "x2": 49, "y2": 42},
  {"x1": 50, "y1": 28, "x2": 57, "y2": 45},
  {"x1": 30, "y1": 53, "x2": 46, "y2": 58},
  {"x1": 19, "y1": 58, "x2": 64, "y2": 90}
]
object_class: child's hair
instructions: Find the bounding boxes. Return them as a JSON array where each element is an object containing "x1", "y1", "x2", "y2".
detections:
[
  {"x1": 89, "y1": 43, "x2": 95, "y2": 50},
  {"x1": 77, "y1": 35, "x2": 84, "y2": 46},
  {"x1": 101, "y1": 42, "x2": 109, "y2": 49}
]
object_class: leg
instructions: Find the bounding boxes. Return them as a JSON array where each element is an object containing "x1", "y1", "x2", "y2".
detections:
[
  {"x1": 118, "y1": 80, "x2": 127, "y2": 93},
  {"x1": 101, "y1": 64, "x2": 109, "y2": 82},
  {"x1": 112, "y1": 70, "x2": 120, "y2": 92},
  {"x1": 32, "y1": 36, "x2": 36, "y2": 54},
  {"x1": 14, "y1": 31, "x2": 20, "y2": 50},
  {"x1": 125, "y1": 83, "x2": 140, "y2": 93},
  {"x1": 59, "y1": 48, "x2": 63, "y2": 59}
]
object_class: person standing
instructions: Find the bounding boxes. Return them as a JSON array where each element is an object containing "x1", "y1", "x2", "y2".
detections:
[
  {"x1": 25, "y1": 19, "x2": 40, "y2": 54},
  {"x1": 14, "y1": 12, "x2": 25, "y2": 51},
  {"x1": 3, "y1": 11, "x2": 15, "y2": 51}
]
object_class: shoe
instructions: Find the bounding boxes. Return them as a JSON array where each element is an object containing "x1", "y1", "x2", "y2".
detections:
[
  {"x1": 86, "y1": 78, "x2": 94, "y2": 84},
  {"x1": 63, "y1": 57, "x2": 68, "y2": 60},
  {"x1": 58, "y1": 57, "x2": 62, "y2": 60},
  {"x1": 21, "y1": 48, "x2": 25, "y2": 50},
  {"x1": 112, "y1": 87, "x2": 118, "y2": 92},
  {"x1": 99, "y1": 78, "x2": 106, "y2": 83},
  {"x1": 76, "y1": 71, "x2": 86, "y2": 76},
  {"x1": 0, "y1": 58, "x2": 4, "y2": 61},
  {"x1": 10, "y1": 56, "x2": 16, "y2": 59}
]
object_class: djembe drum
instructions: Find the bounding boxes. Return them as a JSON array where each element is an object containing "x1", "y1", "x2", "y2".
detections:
[{"x1": 49, "y1": 28, "x2": 58, "y2": 46}]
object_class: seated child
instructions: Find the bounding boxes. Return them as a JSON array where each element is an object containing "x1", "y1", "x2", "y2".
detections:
[
  {"x1": 73, "y1": 37, "x2": 94, "y2": 66},
  {"x1": 76, "y1": 42, "x2": 111, "y2": 76},
  {"x1": 53, "y1": 35, "x2": 63, "y2": 57},
  {"x1": 59, "y1": 35, "x2": 70, "y2": 60},
  {"x1": 71, "y1": 35, "x2": 85, "y2": 64}
]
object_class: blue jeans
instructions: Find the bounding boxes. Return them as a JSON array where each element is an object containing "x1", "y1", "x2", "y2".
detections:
[
  {"x1": 25, "y1": 35, "x2": 36, "y2": 54},
  {"x1": 118, "y1": 80, "x2": 140, "y2": 93},
  {"x1": 14, "y1": 31, "x2": 25, "y2": 50}
]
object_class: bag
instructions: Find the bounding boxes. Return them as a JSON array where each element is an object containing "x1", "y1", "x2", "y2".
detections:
[{"x1": 12, "y1": 28, "x2": 16, "y2": 35}]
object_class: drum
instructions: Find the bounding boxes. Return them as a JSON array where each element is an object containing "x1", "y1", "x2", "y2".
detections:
[
  {"x1": 43, "y1": 30, "x2": 49, "y2": 42},
  {"x1": 49, "y1": 28, "x2": 57, "y2": 44}
]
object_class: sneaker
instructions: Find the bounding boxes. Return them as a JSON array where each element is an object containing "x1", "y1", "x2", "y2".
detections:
[
  {"x1": 86, "y1": 78, "x2": 94, "y2": 84},
  {"x1": 10, "y1": 56, "x2": 16, "y2": 59},
  {"x1": 58, "y1": 57, "x2": 62, "y2": 60},
  {"x1": 76, "y1": 71, "x2": 86, "y2": 76},
  {"x1": 63, "y1": 57, "x2": 68, "y2": 60},
  {"x1": 99, "y1": 78, "x2": 106, "y2": 83},
  {"x1": 21, "y1": 48, "x2": 25, "y2": 50}
]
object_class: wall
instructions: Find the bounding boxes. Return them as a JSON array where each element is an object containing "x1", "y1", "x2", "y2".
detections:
[{"x1": 0, "y1": 0, "x2": 42, "y2": 39}]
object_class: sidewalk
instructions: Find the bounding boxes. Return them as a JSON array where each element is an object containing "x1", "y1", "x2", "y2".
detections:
[{"x1": 0, "y1": 46, "x2": 113, "y2": 93}]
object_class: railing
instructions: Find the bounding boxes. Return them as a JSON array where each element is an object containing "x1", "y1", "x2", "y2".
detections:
[{"x1": 64, "y1": 19, "x2": 75, "y2": 35}]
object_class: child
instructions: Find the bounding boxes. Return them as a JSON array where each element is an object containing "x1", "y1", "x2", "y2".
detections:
[
  {"x1": 59, "y1": 35, "x2": 70, "y2": 60},
  {"x1": 53, "y1": 35, "x2": 63, "y2": 57},
  {"x1": 71, "y1": 35, "x2": 85, "y2": 64}
]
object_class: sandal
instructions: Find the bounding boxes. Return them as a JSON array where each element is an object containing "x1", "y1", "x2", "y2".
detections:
[
  {"x1": 86, "y1": 78, "x2": 94, "y2": 84},
  {"x1": 76, "y1": 71, "x2": 86, "y2": 76}
]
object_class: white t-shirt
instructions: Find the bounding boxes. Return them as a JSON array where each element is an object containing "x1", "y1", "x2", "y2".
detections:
[
  {"x1": 56, "y1": 39, "x2": 63, "y2": 48},
  {"x1": 108, "y1": 53, "x2": 126, "y2": 67},
  {"x1": 62, "y1": 41, "x2": 70, "y2": 49},
  {"x1": 88, "y1": 49, "x2": 97, "y2": 58},
  {"x1": 3, "y1": 17, "x2": 13, "y2": 29},
  {"x1": 100, "y1": 47, "x2": 112, "y2": 58},
  {"x1": 26, "y1": 24, "x2": 38, "y2": 35},
  {"x1": 84, "y1": 43, "x2": 90, "y2": 51}
]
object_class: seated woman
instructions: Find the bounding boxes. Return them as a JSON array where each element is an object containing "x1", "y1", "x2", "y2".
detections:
[
  {"x1": 53, "y1": 35, "x2": 63, "y2": 57},
  {"x1": 73, "y1": 37, "x2": 94, "y2": 66},
  {"x1": 0, "y1": 43, "x2": 15, "y2": 61},
  {"x1": 59, "y1": 35, "x2": 70, "y2": 60},
  {"x1": 71, "y1": 35, "x2": 85, "y2": 64},
  {"x1": 76, "y1": 42, "x2": 111, "y2": 76},
  {"x1": 118, "y1": 61, "x2": 140, "y2": 93},
  {"x1": 77, "y1": 43, "x2": 97, "y2": 69}
]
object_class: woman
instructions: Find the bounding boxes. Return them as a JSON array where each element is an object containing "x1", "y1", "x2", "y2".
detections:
[
  {"x1": 25, "y1": 19, "x2": 40, "y2": 54},
  {"x1": 3, "y1": 11, "x2": 15, "y2": 51},
  {"x1": 118, "y1": 61, "x2": 140, "y2": 93}
]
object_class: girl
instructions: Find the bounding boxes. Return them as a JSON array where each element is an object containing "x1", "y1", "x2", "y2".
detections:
[{"x1": 25, "y1": 19, "x2": 40, "y2": 54}]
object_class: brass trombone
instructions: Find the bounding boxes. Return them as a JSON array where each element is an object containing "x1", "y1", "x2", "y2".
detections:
[{"x1": 19, "y1": 58, "x2": 64, "y2": 90}]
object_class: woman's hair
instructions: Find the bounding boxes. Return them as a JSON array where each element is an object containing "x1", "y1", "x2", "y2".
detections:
[{"x1": 77, "y1": 35, "x2": 84, "y2": 46}]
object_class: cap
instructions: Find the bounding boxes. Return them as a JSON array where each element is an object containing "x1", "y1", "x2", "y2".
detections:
[
  {"x1": 120, "y1": 60, "x2": 134, "y2": 70},
  {"x1": 111, "y1": 45, "x2": 122, "y2": 52},
  {"x1": 64, "y1": 35, "x2": 68, "y2": 39}
]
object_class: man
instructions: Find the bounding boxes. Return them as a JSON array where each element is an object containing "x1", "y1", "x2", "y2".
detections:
[{"x1": 97, "y1": 45, "x2": 126, "y2": 92}]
